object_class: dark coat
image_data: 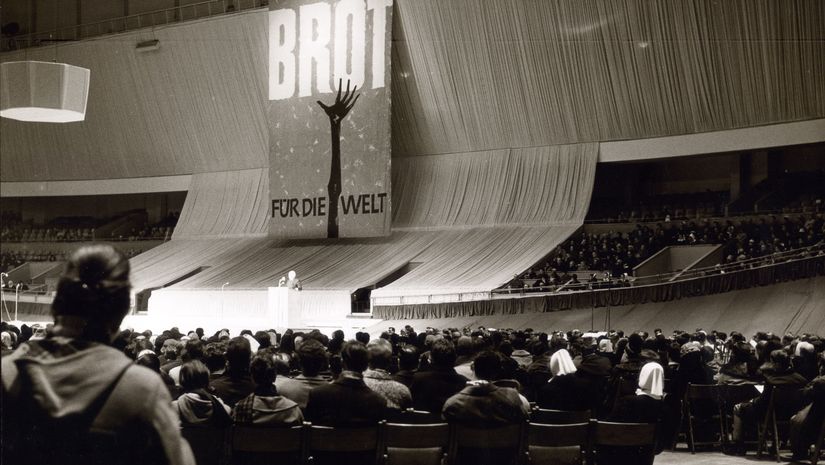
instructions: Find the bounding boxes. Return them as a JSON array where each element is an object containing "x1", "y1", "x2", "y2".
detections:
[
  {"x1": 410, "y1": 366, "x2": 468, "y2": 413},
  {"x1": 210, "y1": 373, "x2": 255, "y2": 408},
  {"x1": 536, "y1": 373, "x2": 592, "y2": 412},
  {"x1": 304, "y1": 373, "x2": 387, "y2": 426}
]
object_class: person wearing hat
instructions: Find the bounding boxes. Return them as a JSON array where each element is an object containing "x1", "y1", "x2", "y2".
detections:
[{"x1": 1, "y1": 245, "x2": 194, "y2": 465}]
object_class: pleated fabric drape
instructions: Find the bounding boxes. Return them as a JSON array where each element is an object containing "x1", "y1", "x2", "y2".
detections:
[
  {"x1": 172, "y1": 168, "x2": 270, "y2": 239},
  {"x1": 3, "y1": 0, "x2": 822, "y2": 182},
  {"x1": 392, "y1": 0, "x2": 825, "y2": 156},
  {"x1": 133, "y1": 145, "x2": 596, "y2": 293},
  {"x1": 392, "y1": 144, "x2": 597, "y2": 229}
]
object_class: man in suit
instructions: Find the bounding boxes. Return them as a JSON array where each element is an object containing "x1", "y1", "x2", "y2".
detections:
[
  {"x1": 305, "y1": 340, "x2": 386, "y2": 426},
  {"x1": 410, "y1": 338, "x2": 468, "y2": 413}
]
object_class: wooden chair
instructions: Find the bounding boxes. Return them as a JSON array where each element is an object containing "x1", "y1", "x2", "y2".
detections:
[
  {"x1": 531, "y1": 409, "x2": 591, "y2": 425},
  {"x1": 305, "y1": 422, "x2": 383, "y2": 465},
  {"x1": 684, "y1": 383, "x2": 724, "y2": 453},
  {"x1": 526, "y1": 422, "x2": 590, "y2": 465},
  {"x1": 589, "y1": 421, "x2": 657, "y2": 465},
  {"x1": 758, "y1": 385, "x2": 806, "y2": 462},
  {"x1": 382, "y1": 422, "x2": 451, "y2": 465},
  {"x1": 447, "y1": 422, "x2": 526, "y2": 465},
  {"x1": 230, "y1": 424, "x2": 305, "y2": 465},
  {"x1": 181, "y1": 426, "x2": 228, "y2": 465},
  {"x1": 385, "y1": 408, "x2": 444, "y2": 424},
  {"x1": 719, "y1": 383, "x2": 760, "y2": 445}
]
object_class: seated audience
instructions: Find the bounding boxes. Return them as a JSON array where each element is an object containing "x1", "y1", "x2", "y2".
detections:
[
  {"x1": 232, "y1": 353, "x2": 303, "y2": 426},
  {"x1": 1, "y1": 245, "x2": 194, "y2": 465},
  {"x1": 364, "y1": 339, "x2": 412, "y2": 410},
  {"x1": 789, "y1": 374, "x2": 825, "y2": 460},
  {"x1": 173, "y1": 360, "x2": 232, "y2": 427},
  {"x1": 275, "y1": 338, "x2": 330, "y2": 409},
  {"x1": 210, "y1": 336, "x2": 255, "y2": 407},
  {"x1": 410, "y1": 338, "x2": 469, "y2": 413},
  {"x1": 443, "y1": 350, "x2": 530, "y2": 425},
  {"x1": 304, "y1": 340, "x2": 387, "y2": 426},
  {"x1": 537, "y1": 348, "x2": 591, "y2": 411},
  {"x1": 392, "y1": 344, "x2": 419, "y2": 387},
  {"x1": 730, "y1": 349, "x2": 809, "y2": 453}
]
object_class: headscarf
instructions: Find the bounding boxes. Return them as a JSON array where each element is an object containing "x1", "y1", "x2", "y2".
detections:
[
  {"x1": 549, "y1": 349, "x2": 577, "y2": 377},
  {"x1": 598, "y1": 338, "x2": 613, "y2": 353},
  {"x1": 636, "y1": 362, "x2": 665, "y2": 400},
  {"x1": 795, "y1": 341, "x2": 815, "y2": 357}
]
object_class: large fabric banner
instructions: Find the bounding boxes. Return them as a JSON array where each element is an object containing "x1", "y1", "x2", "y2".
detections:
[{"x1": 268, "y1": 0, "x2": 393, "y2": 239}]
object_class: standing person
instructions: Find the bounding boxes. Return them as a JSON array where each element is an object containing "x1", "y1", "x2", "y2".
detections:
[{"x1": 1, "y1": 245, "x2": 194, "y2": 465}]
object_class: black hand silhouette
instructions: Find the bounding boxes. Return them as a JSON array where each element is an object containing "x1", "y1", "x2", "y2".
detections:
[
  {"x1": 317, "y1": 78, "x2": 360, "y2": 125},
  {"x1": 317, "y1": 79, "x2": 360, "y2": 239}
]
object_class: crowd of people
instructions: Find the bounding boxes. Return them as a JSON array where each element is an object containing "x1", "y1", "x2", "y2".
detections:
[
  {"x1": 0, "y1": 245, "x2": 825, "y2": 464},
  {"x1": 518, "y1": 213, "x2": 825, "y2": 285},
  {"x1": 2, "y1": 245, "x2": 824, "y2": 465},
  {"x1": 586, "y1": 191, "x2": 729, "y2": 224},
  {"x1": 0, "y1": 210, "x2": 179, "y2": 243}
]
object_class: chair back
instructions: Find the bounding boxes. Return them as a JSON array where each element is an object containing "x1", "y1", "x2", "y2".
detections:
[
  {"x1": 531, "y1": 409, "x2": 590, "y2": 425},
  {"x1": 768, "y1": 384, "x2": 806, "y2": 421},
  {"x1": 528, "y1": 422, "x2": 589, "y2": 448},
  {"x1": 591, "y1": 421, "x2": 656, "y2": 447},
  {"x1": 384, "y1": 422, "x2": 451, "y2": 449},
  {"x1": 386, "y1": 409, "x2": 444, "y2": 424},
  {"x1": 527, "y1": 422, "x2": 589, "y2": 465},
  {"x1": 231, "y1": 424, "x2": 304, "y2": 453},
  {"x1": 181, "y1": 426, "x2": 226, "y2": 465},
  {"x1": 449, "y1": 422, "x2": 526, "y2": 465},
  {"x1": 383, "y1": 422, "x2": 450, "y2": 465},
  {"x1": 686, "y1": 384, "x2": 720, "y2": 401},
  {"x1": 720, "y1": 384, "x2": 760, "y2": 408},
  {"x1": 306, "y1": 423, "x2": 382, "y2": 452}
]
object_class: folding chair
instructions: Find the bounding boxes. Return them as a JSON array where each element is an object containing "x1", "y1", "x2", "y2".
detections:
[
  {"x1": 590, "y1": 421, "x2": 657, "y2": 465},
  {"x1": 385, "y1": 408, "x2": 444, "y2": 424},
  {"x1": 382, "y1": 422, "x2": 451, "y2": 465},
  {"x1": 719, "y1": 384, "x2": 760, "y2": 445},
  {"x1": 684, "y1": 383, "x2": 724, "y2": 453},
  {"x1": 758, "y1": 385, "x2": 806, "y2": 462},
  {"x1": 306, "y1": 422, "x2": 383, "y2": 465},
  {"x1": 230, "y1": 424, "x2": 305, "y2": 465},
  {"x1": 447, "y1": 422, "x2": 526, "y2": 465},
  {"x1": 181, "y1": 426, "x2": 228, "y2": 465},
  {"x1": 531, "y1": 409, "x2": 591, "y2": 425},
  {"x1": 526, "y1": 422, "x2": 590, "y2": 465}
]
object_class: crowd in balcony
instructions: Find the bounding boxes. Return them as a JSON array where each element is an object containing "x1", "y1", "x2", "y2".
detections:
[
  {"x1": 0, "y1": 210, "x2": 179, "y2": 243},
  {"x1": 512, "y1": 213, "x2": 825, "y2": 292},
  {"x1": 586, "y1": 191, "x2": 730, "y2": 224}
]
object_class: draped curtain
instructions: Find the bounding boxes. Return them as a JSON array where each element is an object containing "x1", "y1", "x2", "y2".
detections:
[
  {"x1": 392, "y1": 0, "x2": 825, "y2": 156},
  {"x1": 172, "y1": 168, "x2": 270, "y2": 239},
  {"x1": 3, "y1": 0, "x2": 823, "y2": 181},
  {"x1": 131, "y1": 146, "x2": 596, "y2": 293},
  {"x1": 392, "y1": 144, "x2": 597, "y2": 229}
]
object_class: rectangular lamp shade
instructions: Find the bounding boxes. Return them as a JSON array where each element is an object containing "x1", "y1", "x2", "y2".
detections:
[{"x1": 0, "y1": 61, "x2": 90, "y2": 123}]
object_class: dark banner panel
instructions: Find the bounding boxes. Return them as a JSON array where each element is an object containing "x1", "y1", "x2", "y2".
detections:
[{"x1": 268, "y1": 0, "x2": 392, "y2": 239}]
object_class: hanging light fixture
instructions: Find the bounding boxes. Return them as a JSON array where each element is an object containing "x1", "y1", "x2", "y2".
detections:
[
  {"x1": 1, "y1": 1, "x2": 90, "y2": 124},
  {"x1": 0, "y1": 60, "x2": 90, "y2": 123}
]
